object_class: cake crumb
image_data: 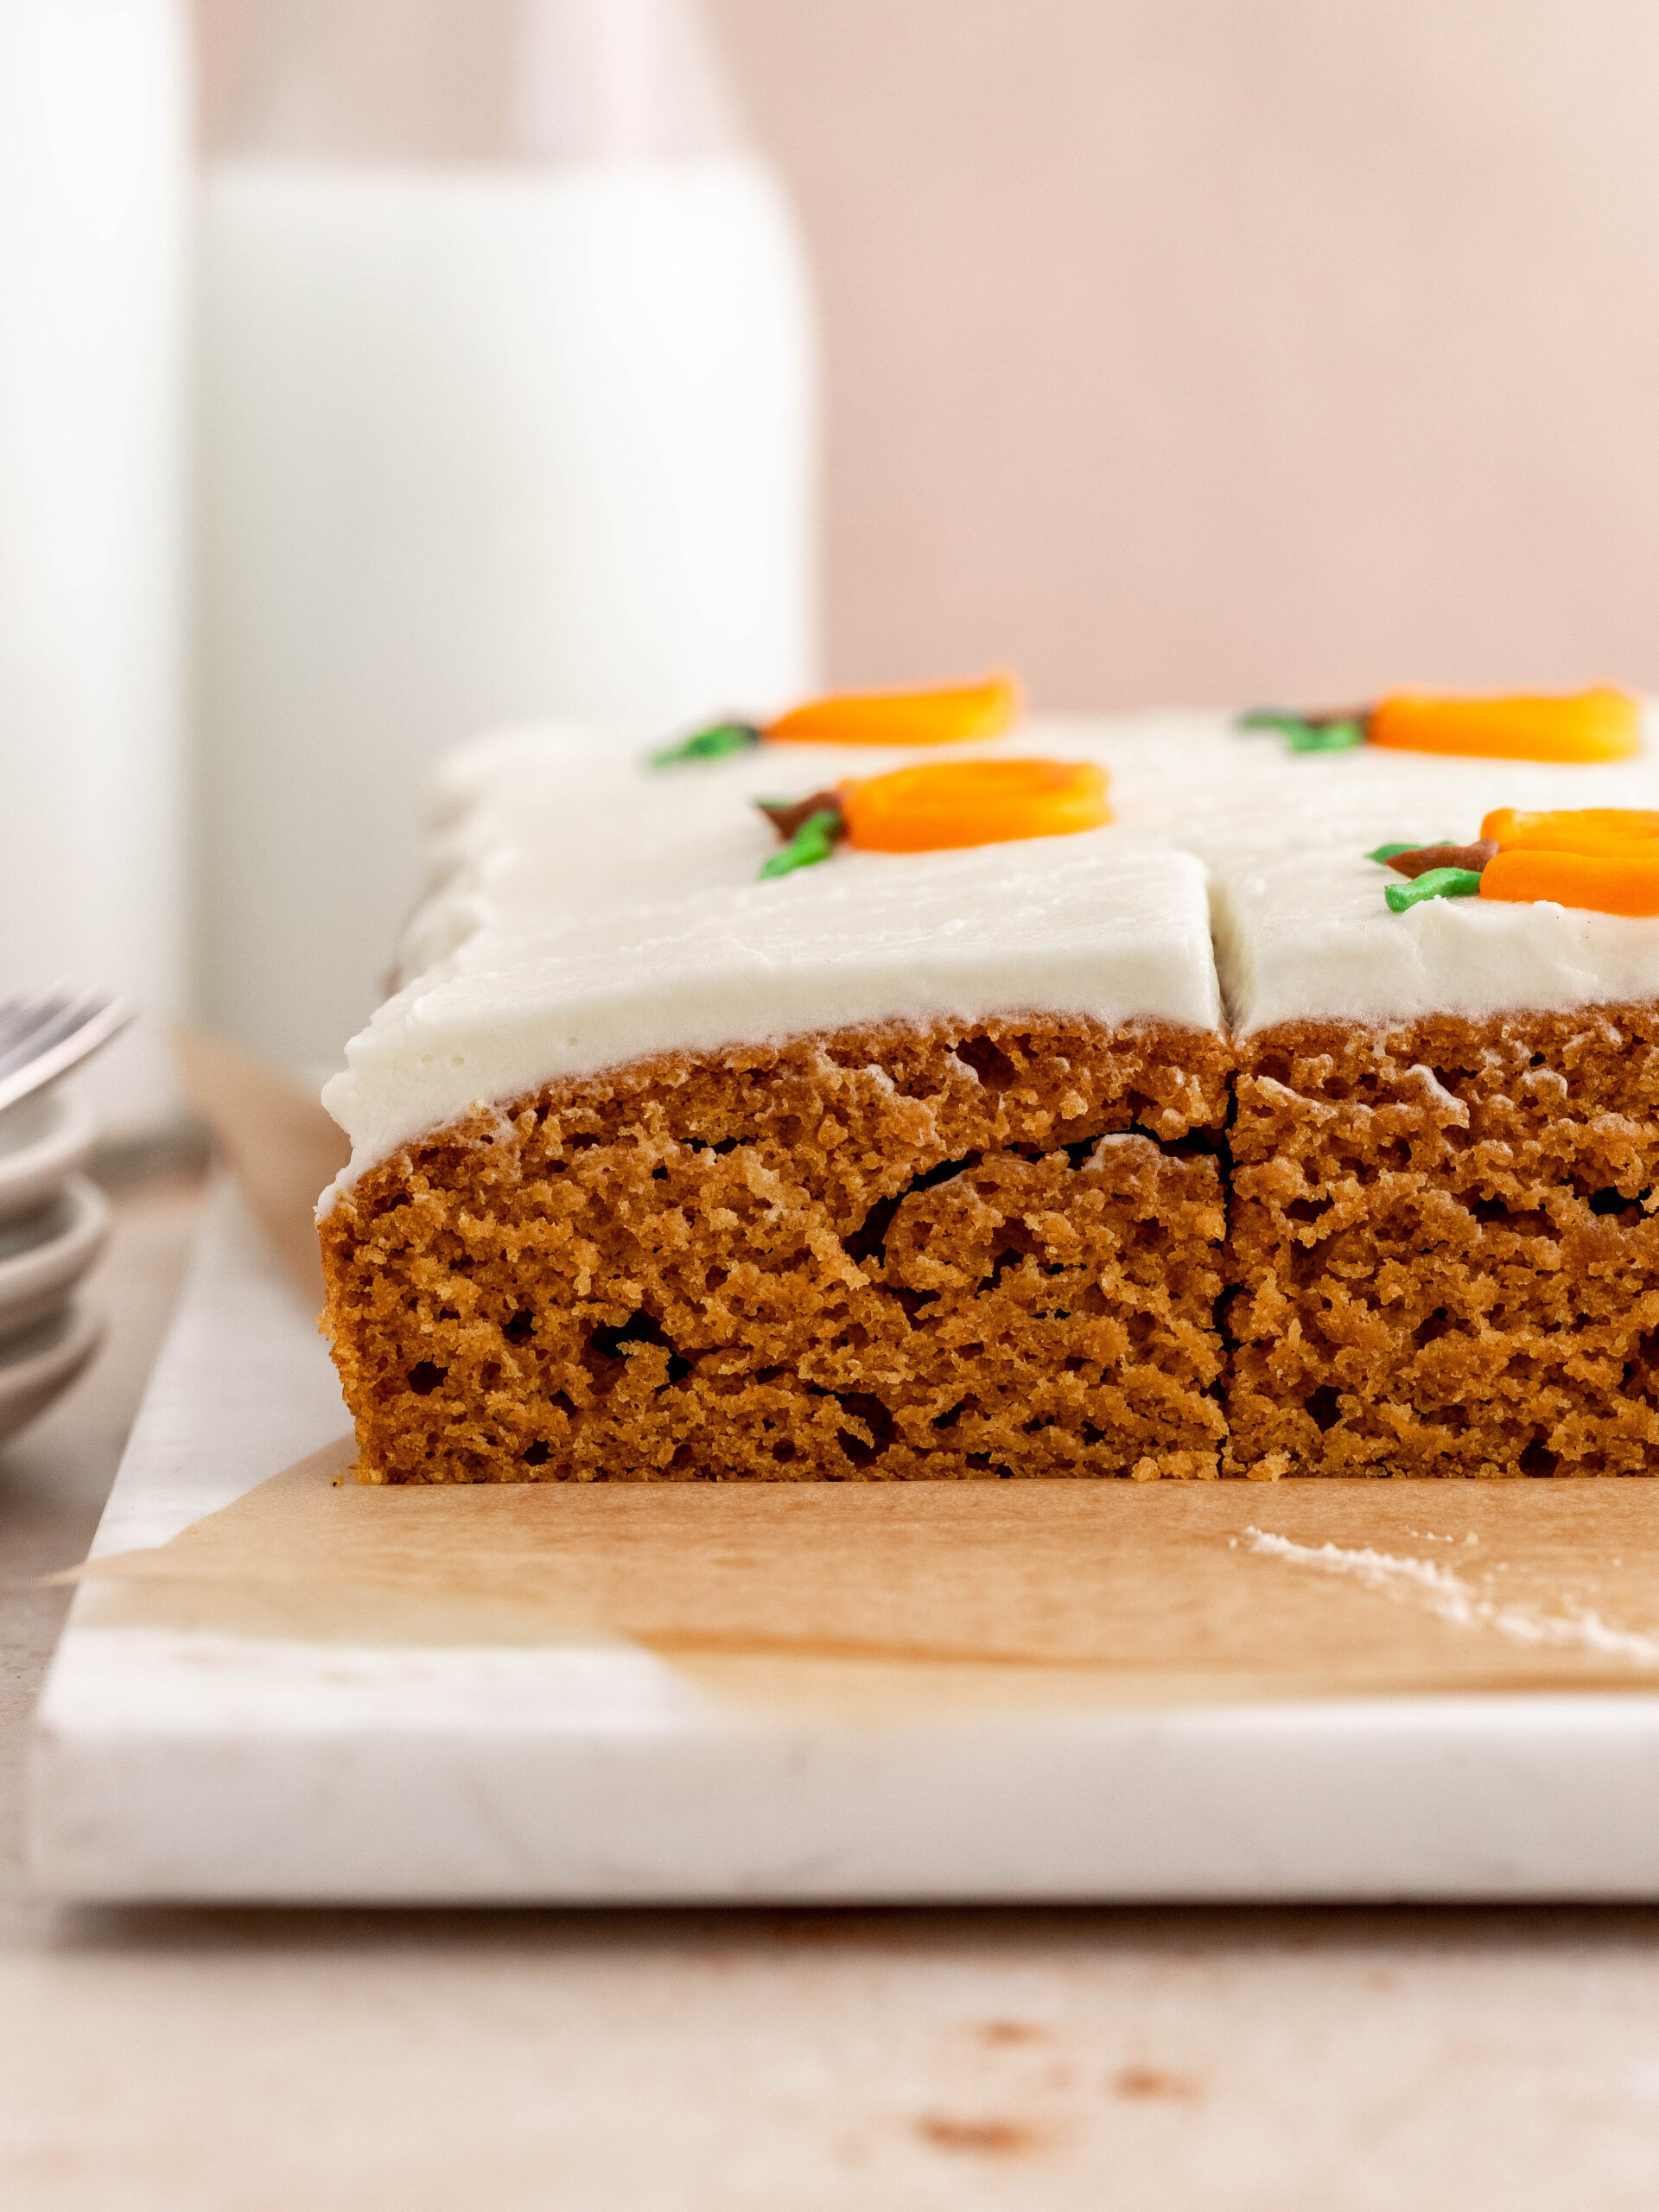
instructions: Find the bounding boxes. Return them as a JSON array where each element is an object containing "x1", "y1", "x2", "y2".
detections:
[
  {"x1": 917, "y1": 2114, "x2": 1044, "y2": 2155},
  {"x1": 1112, "y1": 2066, "x2": 1201, "y2": 2102}
]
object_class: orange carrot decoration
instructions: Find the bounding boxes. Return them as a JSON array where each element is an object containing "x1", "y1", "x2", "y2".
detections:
[
  {"x1": 1478, "y1": 806, "x2": 1659, "y2": 916},
  {"x1": 765, "y1": 671, "x2": 1021, "y2": 748},
  {"x1": 1369, "y1": 688, "x2": 1640, "y2": 764},
  {"x1": 1481, "y1": 806, "x2": 1659, "y2": 857},
  {"x1": 1481, "y1": 849, "x2": 1659, "y2": 916},
  {"x1": 838, "y1": 758, "x2": 1109, "y2": 853}
]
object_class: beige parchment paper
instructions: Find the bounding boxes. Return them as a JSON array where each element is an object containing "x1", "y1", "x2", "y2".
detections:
[
  {"x1": 55, "y1": 1445, "x2": 1659, "y2": 1721},
  {"x1": 124, "y1": 1030, "x2": 1659, "y2": 1724}
]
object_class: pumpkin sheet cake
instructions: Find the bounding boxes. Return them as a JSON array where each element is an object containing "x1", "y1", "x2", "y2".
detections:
[{"x1": 317, "y1": 683, "x2": 1659, "y2": 1482}]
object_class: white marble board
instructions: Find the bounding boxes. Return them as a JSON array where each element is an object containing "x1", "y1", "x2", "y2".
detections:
[{"x1": 27, "y1": 1184, "x2": 1659, "y2": 1904}]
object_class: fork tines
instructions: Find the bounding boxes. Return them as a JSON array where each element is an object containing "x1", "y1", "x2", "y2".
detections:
[{"x1": 0, "y1": 985, "x2": 135, "y2": 1116}]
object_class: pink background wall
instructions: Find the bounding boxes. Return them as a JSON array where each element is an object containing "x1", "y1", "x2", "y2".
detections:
[{"x1": 198, "y1": 0, "x2": 1659, "y2": 709}]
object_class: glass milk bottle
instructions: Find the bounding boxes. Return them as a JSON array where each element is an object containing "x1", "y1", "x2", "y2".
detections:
[
  {"x1": 199, "y1": 0, "x2": 819, "y2": 1072},
  {"x1": 0, "y1": 0, "x2": 188, "y2": 1135}
]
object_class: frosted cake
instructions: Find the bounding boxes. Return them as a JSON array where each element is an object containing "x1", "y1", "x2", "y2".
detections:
[{"x1": 318, "y1": 683, "x2": 1659, "y2": 1482}]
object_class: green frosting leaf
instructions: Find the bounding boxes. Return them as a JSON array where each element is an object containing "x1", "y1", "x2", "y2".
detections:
[
  {"x1": 1237, "y1": 709, "x2": 1366, "y2": 754},
  {"x1": 1285, "y1": 717, "x2": 1366, "y2": 753},
  {"x1": 759, "y1": 808, "x2": 844, "y2": 880},
  {"x1": 649, "y1": 720, "x2": 762, "y2": 768},
  {"x1": 1384, "y1": 867, "x2": 1484, "y2": 913}
]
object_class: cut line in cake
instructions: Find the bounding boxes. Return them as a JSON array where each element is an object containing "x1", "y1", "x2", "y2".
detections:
[{"x1": 318, "y1": 681, "x2": 1659, "y2": 1484}]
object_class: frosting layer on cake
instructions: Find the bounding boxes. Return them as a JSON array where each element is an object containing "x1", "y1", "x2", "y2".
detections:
[
  {"x1": 1153, "y1": 727, "x2": 1659, "y2": 1029},
  {"x1": 321, "y1": 709, "x2": 1659, "y2": 1202},
  {"x1": 321, "y1": 723, "x2": 1222, "y2": 1200}
]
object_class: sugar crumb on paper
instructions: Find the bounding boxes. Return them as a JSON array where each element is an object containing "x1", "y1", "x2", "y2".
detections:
[{"x1": 1243, "y1": 1527, "x2": 1659, "y2": 1668}]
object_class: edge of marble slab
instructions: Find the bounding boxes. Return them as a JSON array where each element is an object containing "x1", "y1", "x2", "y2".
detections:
[{"x1": 24, "y1": 1182, "x2": 1659, "y2": 1904}]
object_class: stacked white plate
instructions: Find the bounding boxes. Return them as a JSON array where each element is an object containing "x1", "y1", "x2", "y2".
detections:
[{"x1": 0, "y1": 1086, "x2": 106, "y2": 1447}]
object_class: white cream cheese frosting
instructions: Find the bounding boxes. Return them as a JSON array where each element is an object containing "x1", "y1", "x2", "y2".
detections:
[
  {"x1": 321, "y1": 719, "x2": 1223, "y2": 1204},
  {"x1": 1101, "y1": 713, "x2": 1659, "y2": 1030},
  {"x1": 1211, "y1": 846, "x2": 1659, "y2": 1032},
  {"x1": 320, "y1": 707, "x2": 1659, "y2": 1205}
]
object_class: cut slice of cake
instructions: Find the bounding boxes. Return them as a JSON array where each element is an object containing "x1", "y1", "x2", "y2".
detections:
[
  {"x1": 1211, "y1": 799, "x2": 1659, "y2": 1478},
  {"x1": 319, "y1": 724, "x2": 1230, "y2": 1482}
]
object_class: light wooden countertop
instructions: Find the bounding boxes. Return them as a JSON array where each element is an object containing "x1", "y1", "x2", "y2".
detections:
[{"x1": 5, "y1": 1170, "x2": 1659, "y2": 2209}]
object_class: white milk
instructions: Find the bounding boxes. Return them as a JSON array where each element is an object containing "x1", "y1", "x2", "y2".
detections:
[
  {"x1": 198, "y1": 153, "x2": 817, "y2": 1071},
  {"x1": 0, "y1": 0, "x2": 188, "y2": 1135}
]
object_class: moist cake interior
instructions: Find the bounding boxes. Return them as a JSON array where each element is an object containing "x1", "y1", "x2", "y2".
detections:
[
  {"x1": 324, "y1": 1018, "x2": 1232, "y2": 1484},
  {"x1": 1227, "y1": 1007, "x2": 1659, "y2": 1479}
]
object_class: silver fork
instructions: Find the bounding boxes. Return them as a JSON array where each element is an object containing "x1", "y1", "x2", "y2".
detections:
[{"x1": 0, "y1": 986, "x2": 134, "y2": 1116}]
